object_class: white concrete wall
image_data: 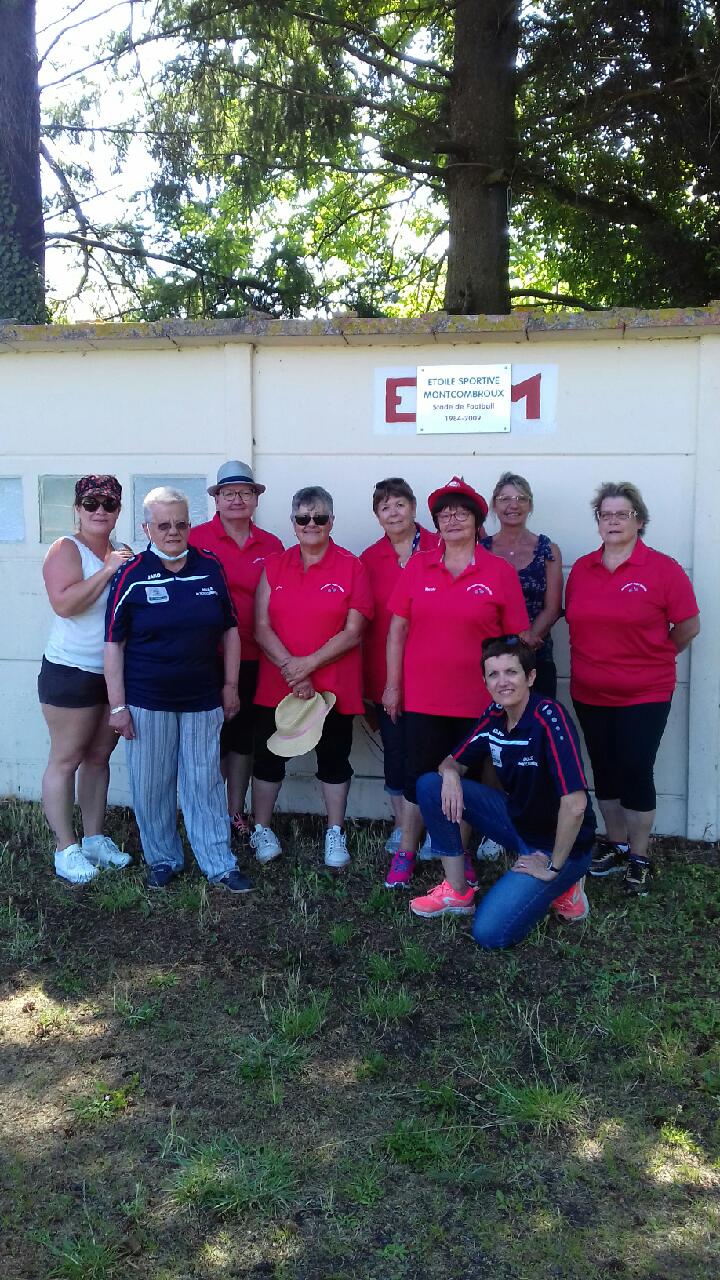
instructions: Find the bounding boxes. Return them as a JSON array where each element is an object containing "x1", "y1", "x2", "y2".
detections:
[{"x1": 1, "y1": 328, "x2": 717, "y2": 839}]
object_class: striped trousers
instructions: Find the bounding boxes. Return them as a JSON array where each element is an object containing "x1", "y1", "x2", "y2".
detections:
[{"x1": 125, "y1": 705, "x2": 236, "y2": 882}]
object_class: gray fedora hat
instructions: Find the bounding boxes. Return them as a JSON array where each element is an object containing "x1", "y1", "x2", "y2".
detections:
[{"x1": 208, "y1": 460, "x2": 266, "y2": 496}]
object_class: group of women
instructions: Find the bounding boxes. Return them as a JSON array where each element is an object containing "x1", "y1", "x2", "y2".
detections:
[{"x1": 38, "y1": 463, "x2": 700, "y2": 945}]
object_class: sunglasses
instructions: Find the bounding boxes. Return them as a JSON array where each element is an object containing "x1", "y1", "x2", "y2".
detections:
[
  {"x1": 80, "y1": 496, "x2": 120, "y2": 513},
  {"x1": 294, "y1": 513, "x2": 330, "y2": 526}
]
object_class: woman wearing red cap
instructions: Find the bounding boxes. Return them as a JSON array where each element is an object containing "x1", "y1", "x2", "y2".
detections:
[
  {"x1": 382, "y1": 476, "x2": 529, "y2": 896},
  {"x1": 38, "y1": 475, "x2": 134, "y2": 884}
]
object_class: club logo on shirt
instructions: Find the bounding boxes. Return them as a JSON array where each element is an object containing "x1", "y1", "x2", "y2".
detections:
[
  {"x1": 490, "y1": 742, "x2": 502, "y2": 766},
  {"x1": 196, "y1": 586, "x2": 218, "y2": 597},
  {"x1": 321, "y1": 582, "x2": 345, "y2": 593},
  {"x1": 620, "y1": 581, "x2": 648, "y2": 593},
  {"x1": 467, "y1": 582, "x2": 493, "y2": 596},
  {"x1": 517, "y1": 756, "x2": 539, "y2": 768},
  {"x1": 145, "y1": 586, "x2": 169, "y2": 603},
  {"x1": 252, "y1": 556, "x2": 266, "y2": 565},
  {"x1": 147, "y1": 572, "x2": 162, "y2": 580}
]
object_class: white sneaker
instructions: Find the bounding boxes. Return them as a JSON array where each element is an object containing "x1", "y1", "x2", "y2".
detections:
[
  {"x1": 417, "y1": 831, "x2": 436, "y2": 861},
  {"x1": 324, "y1": 825, "x2": 350, "y2": 868},
  {"x1": 476, "y1": 837, "x2": 503, "y2": 862},
  {"x1": 55, "y1": 843, "x2": 99, "y2": 885},
  {"x1": 250, "y1": 824, "x2": 282, "y2": 864},
  {"x1": 384, "y1": 825, "x2": 402, "y2": 854},
  {"x1": 82, "y1": 835, "x2": 132, "y2": 869}
]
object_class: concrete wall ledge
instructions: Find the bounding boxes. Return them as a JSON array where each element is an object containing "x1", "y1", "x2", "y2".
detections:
[{"x1": 2, "y1": 304, "x2": 720, "y2": 353}]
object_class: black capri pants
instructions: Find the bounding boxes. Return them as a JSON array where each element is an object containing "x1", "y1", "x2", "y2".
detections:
[
  {"x1": 220, "y1": 660, "x2": 259, "y2": 758},
  {"x1": 573, "y1": 699, "x2": 672, "y2": 812},
  {"x1": 402, "y1": 711, "x2": 478, "y2": 806},
  {"x1": 253, "y1": 704, "x2": 355, "y2": 785}
]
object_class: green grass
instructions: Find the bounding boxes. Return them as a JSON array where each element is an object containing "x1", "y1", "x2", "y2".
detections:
[
  {"x1": 358, "y1": 982, "x2": 417, "y2": 1023},
  {"x1": 2, "y1": 800, "x2": 720, "y2": 1280},
  {"x1": 170, "y1": 1138, "x2": 298, "y2": 1218}
]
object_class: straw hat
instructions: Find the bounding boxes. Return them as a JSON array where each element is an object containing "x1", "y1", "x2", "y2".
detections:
[{"x1": 267, "y1": 690, "x2": 337, "y2": 757}]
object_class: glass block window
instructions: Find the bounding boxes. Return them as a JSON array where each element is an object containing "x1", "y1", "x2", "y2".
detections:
[
  {"x1": 132, "y1": 475, "x2": 209, "y2": 542},
  {"x1": 39, "y1": 475, "x2": 79, "y2": 544},
  {"x1": 0, "y1": 477, "x2": 25, "y2": 542}
]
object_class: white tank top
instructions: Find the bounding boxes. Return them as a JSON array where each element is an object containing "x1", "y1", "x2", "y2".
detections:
[{"x1": 44, "y1": 536, "x2": 110, "y2": 674}]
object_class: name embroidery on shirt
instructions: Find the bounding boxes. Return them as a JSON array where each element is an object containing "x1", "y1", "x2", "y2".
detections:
[
  {"x1": 196, "y1": 586, "x2": 217, "y2": 597},
  {"x1": 145, "y1": 586, "x2": 169, "y2": 603},
  {"x1": 424, "y1": 586, "x2": 437, "y2": 592}
]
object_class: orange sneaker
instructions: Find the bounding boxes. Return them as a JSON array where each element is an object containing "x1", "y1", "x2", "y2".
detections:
[
  {"x1": 551, "y1": 880, "x2": 589, "y2": 922},
  {"x1": 409, "y1": 880, "x2": 476, "y2": 919}
]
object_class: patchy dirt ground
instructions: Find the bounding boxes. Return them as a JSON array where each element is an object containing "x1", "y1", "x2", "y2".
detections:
[{"x1": 1, "y1": 801, "x2": 719, "y2": 1279}]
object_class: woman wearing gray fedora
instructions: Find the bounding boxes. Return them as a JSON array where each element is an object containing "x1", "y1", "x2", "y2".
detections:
[{"x1": 189, "y1": 460, "x2": 283, "y2": 839}]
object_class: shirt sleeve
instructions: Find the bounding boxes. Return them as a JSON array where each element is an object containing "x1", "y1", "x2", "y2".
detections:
[
  {"x1": 452, "y1": 712, "x2": 494, "y2": 769},
  {"x1": 348, "y1": 557, "x2": 375, "y2": 620},
  {"x1": 497, "y1": 560, "x2": 531, "y2": 633},
  {"x1": 104, "y1": 562, "x2": 136, "y2": 642},
  {"x1": 661, "y1": 556, "x2": 699, "y2": 624},
  {"x1": 534, "y1": 700, "x2": 589, "y2": 796}
]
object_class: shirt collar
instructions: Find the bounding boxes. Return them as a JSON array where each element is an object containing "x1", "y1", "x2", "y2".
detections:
[
  {"x1": 590, "y1": 537, "x2": 648, "y2": 568},
  {"x1": 212, "y1": 512, "x2": 258, "y2": 545}
]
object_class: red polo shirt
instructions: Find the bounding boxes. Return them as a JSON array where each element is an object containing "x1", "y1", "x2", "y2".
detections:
[
  {"x1": 388, "y1": 545, "x2": 529, "y2": 717},
  {"x1": 565, "y1": 540, "x2": 699, "y2": 706},
  {"x1": 360, "y1": 525, "x2": 438, "y2": 703},
  {"x1": 254, "y1": 540, "x2": 374, "y2": 714},
  {"x1": 188, "y1": 515, "x2": 283, "y2": 660}
]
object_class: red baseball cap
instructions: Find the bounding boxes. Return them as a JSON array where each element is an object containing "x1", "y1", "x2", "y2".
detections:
[{"x1": 427, "y1": 476, "x2": 488, "y2": 522}]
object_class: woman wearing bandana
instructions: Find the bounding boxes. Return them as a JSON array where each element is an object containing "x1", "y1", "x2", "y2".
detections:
[{"x1": 38, "y1": 475, "x2": 134, "y2": 884}]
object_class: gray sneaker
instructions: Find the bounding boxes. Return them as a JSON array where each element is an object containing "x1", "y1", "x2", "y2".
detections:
[
  {"x1": 82, "y1": 835, "x2": 132, "y2": 869},
  {"x1": 324, "y1": 826, "x2": 350, "y2": 868},
  {"x1": 55, "y1": 843, "x2": 98, "y2": 885},
  {"x1": 250, "y1": 824, "x2": 282, "y2": 864}
]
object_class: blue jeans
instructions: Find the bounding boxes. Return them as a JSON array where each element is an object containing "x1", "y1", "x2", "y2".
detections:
[{"x1": 416, "y1": 773, "x2": 592, "y2": 950}]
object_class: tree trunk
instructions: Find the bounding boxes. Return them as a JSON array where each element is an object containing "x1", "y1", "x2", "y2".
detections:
[
  {"x1": 0, "y1": 0, "x2": 44, "y2": 321},
  {"x1": 444, "y1": 0, "x2": 520, "y2": 315}
]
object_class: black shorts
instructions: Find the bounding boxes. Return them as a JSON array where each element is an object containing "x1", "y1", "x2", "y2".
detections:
[
  {"x1": 253, "y1": 704, "x2": 355, "y2": 785},
  {"x1": 403, "y1": 710, "x2": 478, "y2": 805},
  {"x1": 220, "y1": 660, "x2": 259, "y2": 757},
  {"x1": 38, "y1": 656, "x2": 108, "y2": 709},
  {"x1": 572, "y1": 699, "x2": 672, "y2": 812}
]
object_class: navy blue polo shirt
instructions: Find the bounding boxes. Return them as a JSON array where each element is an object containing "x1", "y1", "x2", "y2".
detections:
[
  {"x1": 105, "y1": 546, "x2": 237, "y2": 711},
  {"x1": 453, "y1": 693, "x2": 596, "y2": 855}
]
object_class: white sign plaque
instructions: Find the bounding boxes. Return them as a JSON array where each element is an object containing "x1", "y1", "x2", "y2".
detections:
[{"x1": 416, "y1": 364, "x2": 511, "y2": 435}]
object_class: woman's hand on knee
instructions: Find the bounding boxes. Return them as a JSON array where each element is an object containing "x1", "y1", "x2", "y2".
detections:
[
  {"x1": 510, "y1": 852, "x2": 556, "y2": 880},
  {"x1": 440, "y1": 772, "x2": 464, "y2": 824}
]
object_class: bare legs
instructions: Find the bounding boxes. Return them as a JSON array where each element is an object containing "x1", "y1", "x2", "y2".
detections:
[
  {"x1": 41, "y1": 704, "x2": 119, "y2": 849},
  {"x1": 222, "y1": 750, "x2": 252, "y2": 817},
  {"x1": 252, "y1": 777, "x2": 350, "y2": 831},
  {"x1": 598, "y1": 797, "x2": 654, "y2": 860}
]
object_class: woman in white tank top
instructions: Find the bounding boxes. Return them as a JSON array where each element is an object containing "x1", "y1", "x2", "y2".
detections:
[{"x1": 39, "y1": 475, "x2": 134, "y2": 884}]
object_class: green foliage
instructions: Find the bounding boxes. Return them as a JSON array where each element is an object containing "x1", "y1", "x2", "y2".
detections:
[
  {"x1": 70, "y1": 1075, "x2": 141, "y2": 1124},
  {"x1": 0, "y1": 170, "x2": 45, "y2": 324}
]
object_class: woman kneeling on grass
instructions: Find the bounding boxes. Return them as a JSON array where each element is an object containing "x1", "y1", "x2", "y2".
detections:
[{"x1": 412, "y1": 637, "x2": 596, "y2": 948}]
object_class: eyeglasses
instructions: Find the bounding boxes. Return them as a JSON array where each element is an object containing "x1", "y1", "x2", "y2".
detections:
[
  {"x1": 597, "y1": 510, "x2": 637, "y2": 523},
  {"x1": 80, "y1": 496, "x2": 120, "y2": 513},
  {"x1": 294, "y1": 513, "x2": 331, "y2": 527},
  {"x1": 436, "y1": 508, "x2": 472, "y2": 523},
  {"x1": 496, "y1": 494, "x2": 531, "y2": 505},
  {"x1": 218, "y1": 487, "x2": 257, "y2": 501},
  {"x1": 153, "y1": 520, "x2": 189, "y2": 532}
]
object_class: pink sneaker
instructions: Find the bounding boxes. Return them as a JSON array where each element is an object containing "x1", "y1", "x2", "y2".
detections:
[
  {"x1": 230, "y1": 811, "x2": 251, "y2": 838},
  {"x1": 551, "y1": 880, "x2": 590, "y2": 922},
  {"x1": 464, "y1": 852, "x2": 478, "y2": 887},
  {"x1": 385, "y1": 849, "x2": 416, "y2": 888},
  {"x1": 410, "y1": 880, "x2": 476, "y2": 918}
]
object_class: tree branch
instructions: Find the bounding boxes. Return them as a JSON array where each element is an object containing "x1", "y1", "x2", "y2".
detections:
[{"x1": 510, "y1": 288, "x2": 603, "y2": 311}]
